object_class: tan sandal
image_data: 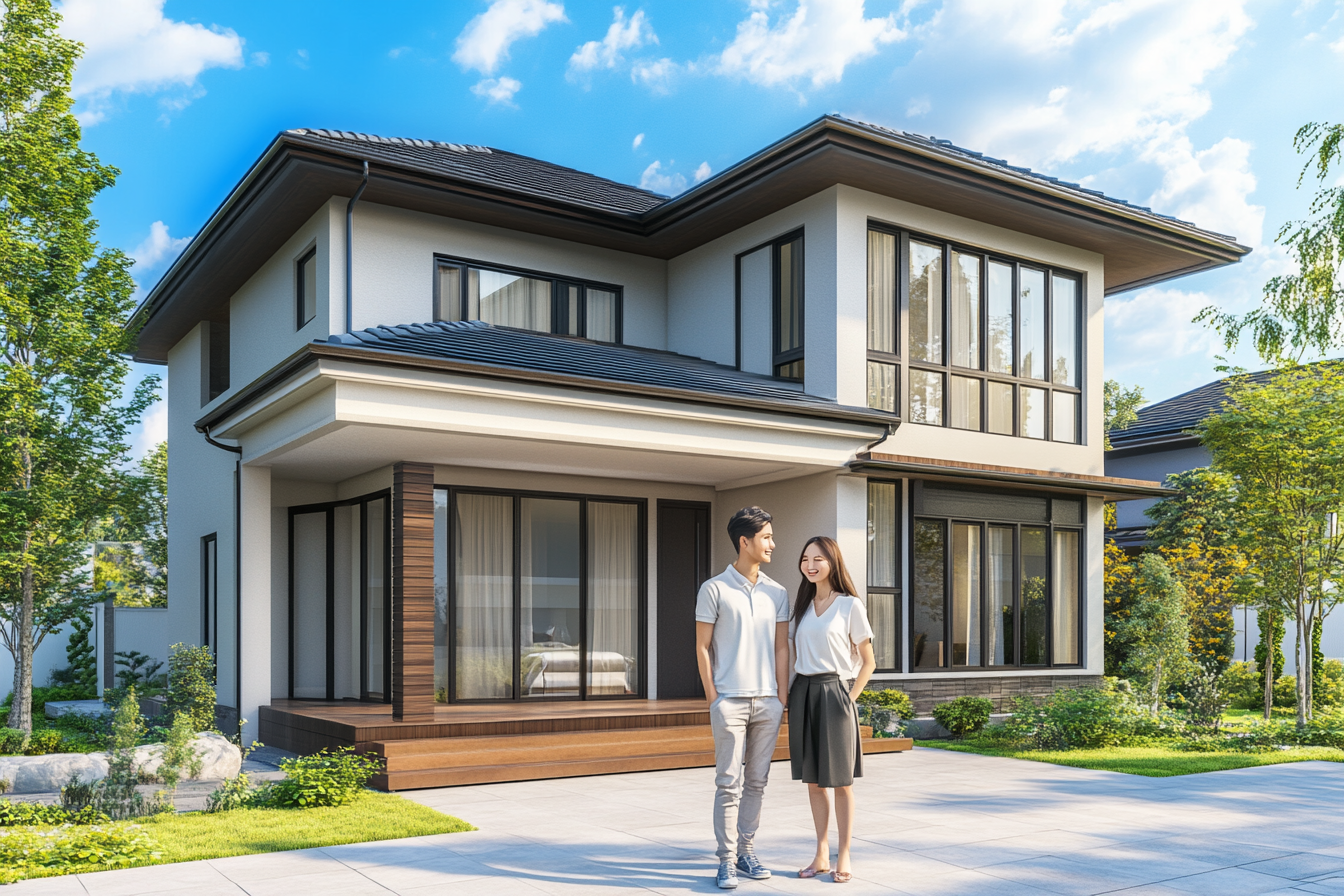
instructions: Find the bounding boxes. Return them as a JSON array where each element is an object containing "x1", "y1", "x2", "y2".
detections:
[
  {"x1": 798, "y1": 865, "x2": 831, "y2": 879},
  {"x1": 831, "y1": 870, "x2": 852, "y2": 883}
]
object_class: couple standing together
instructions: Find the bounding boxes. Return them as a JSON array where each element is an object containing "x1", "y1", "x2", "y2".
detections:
[{"x1": 695, "y1": 506, "x2": 877, "y2": 888}]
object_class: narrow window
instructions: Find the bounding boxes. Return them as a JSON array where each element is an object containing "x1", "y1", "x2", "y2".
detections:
[
  {"x1": 586, "y1": 288, "x2": 618, "y2": 343},
  {"x1": 773, "y1": 234, "x2": 804, "y2": 380},
  {"x1": 1053, "y1": 529, "x2": 1081, "y2": 665},
  {"x1": 1052, "y1": 391, "x2": 1078, "y2": 443},
  {"x1": 909, "y1": 370, "x2": 944, "y2": 426},
  {"x1": 1018, "y1": 268, "x2": 1047, "y2": 381},
  {"x1": 987, "y1": 261, "x2": 1014, "y2": 375},
  {"x1": 912, "y1": 519, "x2": 945, "y2": 670},
  {"x1": 200, "y1": 534, "x2": 218, "y2": 650},
  {"x1": 202, "y1": 306, "x2": 230, "y2": 406},
  {"x1": 296, "y1": 248, "x2": 317, "y2": 329},
  {"x1": 867, "y1": 481, "x2": 901, "y2": 671},
  {"x1": 1020, "y1": 527, "x2": 1049, "y2": 666},
  {"x1": 987, "y1": 527, "x2": 1014, "y2": 665},
  {"x1": 1051, "y1": 274, "x2": 1079, "y2": 386},
  {"x1": 949, "y1": 375, "x2": 981, "y2": 431},
  {"x1": 908, "y1": 241, "x2": 943, "y2": 364},
  {"x1": 951, "y1": 523, "x2": 982, "y2": 667},
  {"x1": 1020, "y1": 386, "x2": 1046, "y2": 439},
  {"x1": 987, "y1": 382, "x2": 1014, "y2": 435},
  {"x1": 867, "y1": 362, "x2": 897, "y2": 413}
]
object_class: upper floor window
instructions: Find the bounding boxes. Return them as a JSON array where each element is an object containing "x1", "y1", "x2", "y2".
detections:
[
  {"x1": 772, "y1": 233, "x2": 804, "y2": 380},
  {"x1": 296, "y1": 247, "x2": 317, "y2": 329},
  {"x1": 867, "y1": 226, "x2": 1082, "y2": 442},
  {"x1": 434, "y1": 257, "x2": 621, "y2": 343},
  {"x1": 201, "y1": 304, "x2": 230, "y2": 406}
]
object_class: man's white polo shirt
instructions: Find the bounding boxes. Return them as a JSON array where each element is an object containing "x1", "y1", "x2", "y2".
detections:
[{"x1": 694, "y1": 563, "x2": 790, "y2": 697}]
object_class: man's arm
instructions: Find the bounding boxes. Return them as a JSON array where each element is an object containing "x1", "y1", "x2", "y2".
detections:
[
  {"x1": 695, "y1": 621, "x2": 718, "y2": 704},
  {"x1": 775, "y1": 620, "x2": 790, "y2": 706}
]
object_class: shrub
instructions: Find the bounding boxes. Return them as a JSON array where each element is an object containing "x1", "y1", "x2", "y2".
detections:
[
  {"x1": 60, "y1": 776, "x2": 98, "y2": 813},
  {"x1": 1316, "y1": 659, "x2": 1344, "y2": 708},
  {"x1": 932, "y1": 696, "x2": 993, "y2": 739},
  {"x1": 856, "y1": 688, "x2": 915, "y2": 720},
  {"x1": 0, "y1": 728, "x2": 25, "y2": 755},
  {"x1": 1222, "y1": 661, "x2": 1263, "y2": 710},
  {"x1": 1273, "y1": 675, "x2": 1298, "y2": 708},
  {"x1": 48, "y1": 613, "x2": 98, "y2": 699},
  {"x1": 0, "y1": 823, "x2": 159, "y2": 883},
  {"x1": 0, "y1": 800, "x2": 109, "y2": 827},
  {"x1": 856, "y1": 705, "x2": 901, "y2": 738},
  {"x1": 1002, "y1": 681, "x2": 1148, "y2": 749},
  {"x1": 96, "y1": 688, "x2": 149, "y2": 820},
  {"x1": 1184, "y1": 666, "x2": 1230, "y2": 733},
  {"x1": 23, "y1": 729, "x2": 66, "y2": 756},
  {"x1": 265, "y1": 747, "x2": 384, "y2": 808},
  {"x1": 165, "y1": 643, "x2": 216, "y2": 732}
]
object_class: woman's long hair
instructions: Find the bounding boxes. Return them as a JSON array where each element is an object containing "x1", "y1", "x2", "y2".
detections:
[{"x1": 793, "y1": 536, "x2": 859, "y2": 622}]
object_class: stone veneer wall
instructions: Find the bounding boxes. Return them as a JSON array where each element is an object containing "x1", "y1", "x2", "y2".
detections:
[{"x1": 869, "y1": 675, "x2": 1103, "y2": 714}]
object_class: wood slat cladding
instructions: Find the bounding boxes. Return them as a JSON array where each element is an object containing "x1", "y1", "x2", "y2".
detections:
[{"x1": 392, "y1": 462, "x2": 436, "y2": 722}]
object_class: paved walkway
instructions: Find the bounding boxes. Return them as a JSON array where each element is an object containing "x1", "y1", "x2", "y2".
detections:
[{"x1": 11, "y1": 749, "x2": 1344, "y2": 895}]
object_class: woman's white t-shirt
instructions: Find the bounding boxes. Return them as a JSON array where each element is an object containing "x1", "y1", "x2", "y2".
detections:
[{"x1": 791, "y1": 594, "x2": 874, "y2": 677}]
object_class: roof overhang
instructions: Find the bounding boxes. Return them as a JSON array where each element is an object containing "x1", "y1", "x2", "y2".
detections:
[
  {"x1": 850, "y1": 452, "x2": 1172, "y2": 500},
  {"x1": 1105, "y1": 432, "x2": 1201, "y2": 458},
  {"x1": 132, "y1": 115, "x2": 1250, "y2": 363}
]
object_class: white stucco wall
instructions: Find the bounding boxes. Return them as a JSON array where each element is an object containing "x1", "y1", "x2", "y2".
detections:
[{"x1": 349, "y1": 202, "x2": 669, "y2": 349}]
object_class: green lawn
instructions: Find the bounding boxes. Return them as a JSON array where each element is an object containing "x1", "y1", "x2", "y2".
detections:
[
  {"x1": 917, "y1": 740, "x2": 1344, "y2": 777},
  {"x1": 16, "y1": 791, "x2": 473, "y2": 882}
]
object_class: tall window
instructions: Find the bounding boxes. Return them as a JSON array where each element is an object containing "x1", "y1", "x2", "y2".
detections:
[
  {"x1": 434, "y1": 258, "x2": 622, "y2": 343},
  {"x1": 773, "y1": 233, "x2": 804, "y2": 380},
  {"x1": 866, "y1": 227, "x2": 1082, "y2": 441},
  {"x1": 866, "y1": 481, "x2": 901, "y2": 671},
  {"x1": 910, "y1": 484, "x2": 1082, "y2": 671},
  {"x1": 443, "y1": 487, "x2": 644, "y2": 702},
  {"x1": 200, "y1": 534, "x2": 218, "y2": 651},
  {"x1": 201, "y1": 305, "x2": 230, "y2": 406},
  {"x1": 296, "y1": 248, "x2": 317, "y2": 329}
]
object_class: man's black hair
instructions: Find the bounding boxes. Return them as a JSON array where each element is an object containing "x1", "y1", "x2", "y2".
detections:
[{"x1": 727, "y1": 506, "x2": 772, "y2": 553}]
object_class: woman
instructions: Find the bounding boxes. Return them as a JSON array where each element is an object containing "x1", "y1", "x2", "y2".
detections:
[{"x1": 788, "y1": 536, "x2": 876, "y2": 884}]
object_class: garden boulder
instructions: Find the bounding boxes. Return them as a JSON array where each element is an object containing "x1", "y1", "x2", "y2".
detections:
[{"x1": 0, "y1": 734, "x2": 241, "y2": 794}]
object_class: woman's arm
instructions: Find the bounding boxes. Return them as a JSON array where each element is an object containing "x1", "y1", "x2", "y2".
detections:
[{"x1": 849, "y1": 639, "x2": 876, "y2": 702}]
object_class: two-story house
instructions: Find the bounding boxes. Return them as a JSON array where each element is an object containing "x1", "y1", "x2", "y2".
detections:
[{"x1": 133, "y1": 116, "x2": 1246, "y2": 789}]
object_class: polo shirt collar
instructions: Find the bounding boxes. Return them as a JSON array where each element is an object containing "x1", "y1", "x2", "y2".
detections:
[{"x1": 724, "y1": 563, "x2": 765, "y2": 592}]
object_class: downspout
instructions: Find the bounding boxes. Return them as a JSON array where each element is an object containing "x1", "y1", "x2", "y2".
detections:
[
  {"x1": 345, "y1": 161, "x2": 369, "y2": 335},
  {"x1": 198, "y1": 425, "x2": 243, "y2": 735}
]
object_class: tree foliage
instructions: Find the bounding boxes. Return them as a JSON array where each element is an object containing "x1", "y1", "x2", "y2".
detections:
[
  {"x1": 1200, "y1": 122, "x2": 1344, "y2": 363},
  {"x1": 94, "y1": 442, "x2": 167, "y2": 607},
  {"x1": 1103, "y1": 379, "x2": 1145, "y2": 451},
  {"x1": 0, "y1": 0, "x2": 156, "y2": 733},
  {"x1": 1110, "y1": 553, "x2": 1191, "y2": 712}
]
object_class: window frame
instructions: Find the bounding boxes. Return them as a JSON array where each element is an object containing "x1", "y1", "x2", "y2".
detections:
[
  {"x1": 295, "y1": 246, "x2": 317, "y2": 330},
  {"x1": 866, "y1": 223, "x2": 1084, "y2": 442},
  {"x1": 432, "y1": 254, "x2": 624, "y2": 343},
  {"x1": 440, "y1": 484, "x2": 648, "y2": 704},
  {"x1": 907, "y1": 485, "x2": 1084, "y2": 672},
  {"x1": 771, "y1": 230, "x2": 805, "y2": 381},
  {"x1": 866, "y1": 479, "x2": 903, "y2": 673},
  {"x1": 200, "y1": 533, "x2": 218, "y2": 652}
]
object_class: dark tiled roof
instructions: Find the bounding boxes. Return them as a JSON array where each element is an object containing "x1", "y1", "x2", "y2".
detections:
[
  {"x1": 326, "y1": 320, "x2": 885, "y2": 419},
  {"x1": 1108, "y1": 369, "x2": 1278, "y2": 449},
  {"x1": 286, "y1": 128, "x2": 667, "y2": 216}
]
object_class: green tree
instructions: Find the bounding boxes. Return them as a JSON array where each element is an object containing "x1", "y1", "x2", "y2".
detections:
[
  {"x1": 1200, "y1": 122, "x2": 1344, "y2": 363},
  {"x1": 1255, "y1": 606, "x2": 1286, "y2": 713},
  {"x1": 1197, "y1": 363, "x2": 1344, "y2": 725},
  {"x1": 0, "y1": 0, "x2": 156, "y2": 733},
  {"x1": 1103, "y1": 380, "x2": 1145, "y2": 529},
  {"x1": 1146, "y1": 469, "x2": 1239, "y2": 550},
  {"x1": 1112, "y1": 553, "x2": 1191, "y2": 712},
  {"x1": 93, "y1": 442, "x2": 167, "y2": 607}
]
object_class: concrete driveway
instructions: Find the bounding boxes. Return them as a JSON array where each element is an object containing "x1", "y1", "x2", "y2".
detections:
[{"x1": 10, "y1": 748, "x2": 1344, "y2": 895}]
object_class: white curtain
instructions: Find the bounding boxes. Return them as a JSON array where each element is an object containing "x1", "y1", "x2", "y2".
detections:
[
  {"x1": 455, "y1": 494, "x2": 514, "y2": 699},
  {"x1": 868, "y1": 594, "x2": 896, "y2": 670},
  {"x1": 474, "y1": 269, "x2": 551, "y2": 332},
  {"x1": 586, "y1": 289, "x2": 617, "y2": 342},
  {"x1": 1053, "y1": 530, "x2": 1081, "y2": 664},
  {"x1": 588, "y1": 502, "x2": 638, "y2": 695}
]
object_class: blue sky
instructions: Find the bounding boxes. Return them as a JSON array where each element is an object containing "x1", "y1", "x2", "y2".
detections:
[{"x1": 64, "y1": 0, "x2": 1344, "y2": 456}]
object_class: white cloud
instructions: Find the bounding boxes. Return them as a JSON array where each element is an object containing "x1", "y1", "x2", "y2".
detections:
[
  {"x1": 471, "y1": 76, "x2": 523, "y2": 105},
  {"x1": 59, "y1": 0, "x2": 243, "y2": 122},
  {"x1": 640, "y1": 160, "x2": 687, "y2": 195},
  {"x1": 250, "y1": 51, "x2": 269, "y2": 67},
  {"x1": 1144, "y1": 135, "x2": 1263, "y2": 247},
  {"x1": 631, "y1": 57, "x2": 679, "y2": 92},
  {"x1": 131, "y1": 397, "x2": 168, "y2": 461},
  {"x1": 1331, "y1": 33, "x2": 1344, "y2": 53},
  {"x1": 453, "y1": 0, "x2": 567, "y2": 74},
  {"x1": 717, "y1": 0, "x2": 909, "y2": 89},
  {"x1": 694, "y1": 161, "x2": 712, "y2": 183},
  {"x1": 569, "y1": 7, "x2": 657, "y2": 75},
  {"x1": 131, "y1": 221, "x2": 191, "y2": 271},
  {"x1": 906, "y1": 96, "x2": 930, "y2": 117},
  {"x1": 632, "y1": 132, "x2": 644, "y2": 149}
]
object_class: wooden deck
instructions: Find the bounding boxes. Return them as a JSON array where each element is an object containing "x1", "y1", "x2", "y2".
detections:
[{"x1": 259, "y1": 698, "x2": 913, "y2": 791}]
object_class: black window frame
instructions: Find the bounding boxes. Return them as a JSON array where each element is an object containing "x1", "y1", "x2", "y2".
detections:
[
  {"x1": 866, "y1": 224, "x2": 1084, "y2": 442},
  {"x1": 200, "y1": 533, "x2": 218, "y2": 652},
  {"x1": 295, "y1": 246, "x2": 317, "y2": 330},
  {"x1": 907, "y1": 483, "x2": 1085, "y2": 672},
  {"x1": 771, "y1": 231, "x2": 805, "y2": 381},
  {"x1": 440, "y1": 484, "x2": 648, "y2": 704},
  {"x1": 432, "y1": 254, "x2": 624, "y2": 343},
  {"x1": 866, "y1": 479, "x2": 903, "y2": 673}
]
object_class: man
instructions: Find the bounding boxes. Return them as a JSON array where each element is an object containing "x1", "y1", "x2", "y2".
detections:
[{"x1": 695, "y1": 506, "x2": 791, "y2": 889}]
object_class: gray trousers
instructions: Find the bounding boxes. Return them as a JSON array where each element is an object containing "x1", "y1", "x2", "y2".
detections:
[{"x1": 709, "y1": 695, "x2": 785, "y2": 862}]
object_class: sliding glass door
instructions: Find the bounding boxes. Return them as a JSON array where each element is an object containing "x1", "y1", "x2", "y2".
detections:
[{"x1": 447, "y1": 488, "x2": 645, "y2": 702}]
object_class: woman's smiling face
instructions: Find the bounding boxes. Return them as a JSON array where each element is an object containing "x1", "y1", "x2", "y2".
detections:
[{"x1": 800, "y1": 544, "x2": 832, "y2": 585}]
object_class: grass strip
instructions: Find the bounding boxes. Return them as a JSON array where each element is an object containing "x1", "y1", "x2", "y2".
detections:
[
  {"x1": 916, "y1": 741, "x2": 1344, "y2": 777},
  {"x1": 18, "y1": 791, "x2": 473, "y2": 881}
]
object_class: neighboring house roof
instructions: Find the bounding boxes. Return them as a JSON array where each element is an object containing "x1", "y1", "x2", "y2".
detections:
[
  {"x1": 196, "y1": 321, "x2": 899, "y2": 432},
  {"x1": 1107, "y1": 369, "x2": 1278, "y2": 455},
  {"x1": 132, "y1": 115, "x2": 1251, "y2": 363}
]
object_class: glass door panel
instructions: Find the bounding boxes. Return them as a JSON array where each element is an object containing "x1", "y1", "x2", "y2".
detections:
[
  {"x1": 455, "y1": 494, "x2": 515, "y2": 700},
  {"x1": 1021, "y1": 527, "x2": 1049, "y2": 665},
  {"x1": 988, "y1": 527, "x2": 1015, "y2": 665},
  {"x1": 521, "y1": 498, "x2": 581, "y2": 698},
  {"x1": 912, "y1": 519, "x2": 945, "y2": 669},
  {"x1": 951, "y1": 523, "x2": 981, "y2": 666},
  {"x1": 588, "y1": 502, "x2": 638, "y2": 696},
  {"x1": 363, "y1": 498, "x2": 387, "y2": 700}
]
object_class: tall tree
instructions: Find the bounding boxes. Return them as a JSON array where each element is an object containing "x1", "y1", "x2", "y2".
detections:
[
  {"x1": 1200, "y1": 122, "x2": 1344, "y2": 363},
  {"x1": 0, "y1": 0, "x2": 155, "y2": 732},
  {"x1": 1111, "y1": 553, "x2": 1191, "y2": 713},
  {"x1": 94, "y1": 442, "x2": 168, "y2": 608},
  {"x1": 1197, "y1": 363, "x2": 1344, "y2": 725},
  {"x1": 1103, "y1": 379, "x2": 1144, "y2": 529}
]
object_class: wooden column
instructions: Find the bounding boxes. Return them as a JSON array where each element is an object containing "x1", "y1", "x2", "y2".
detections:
[{"x1": 392, "y1": 462, "x2": 436, "y2": 722}]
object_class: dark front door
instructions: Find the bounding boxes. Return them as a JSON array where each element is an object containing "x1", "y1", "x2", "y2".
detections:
[{"x1": 656, "y1": 501, "x2": 710, "y2": 699}]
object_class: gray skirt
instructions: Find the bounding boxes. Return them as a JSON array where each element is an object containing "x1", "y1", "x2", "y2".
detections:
[{"x1": 788, "y1": 672, "x2": 862, "y2": 788}]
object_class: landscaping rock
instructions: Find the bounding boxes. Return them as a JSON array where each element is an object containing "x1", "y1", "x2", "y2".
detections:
[
  {"x1": 0, "y1": 734, "x2": 241, "y2": 794},
  {"x1": 43, "y1": 700, "x2": 107, "y2": 719}
]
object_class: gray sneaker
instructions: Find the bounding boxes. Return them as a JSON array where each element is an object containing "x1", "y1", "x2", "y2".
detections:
[
  {"x1": 736, "y1": 853, "x2": 771, "y2": 880},
  {"x1": 717, "y1": 860, "x2": 739, "y2": 889}
]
